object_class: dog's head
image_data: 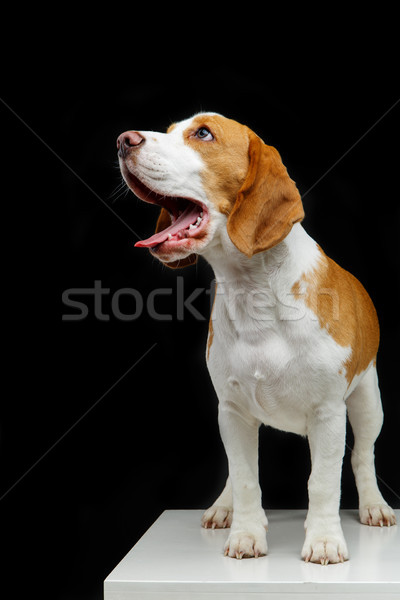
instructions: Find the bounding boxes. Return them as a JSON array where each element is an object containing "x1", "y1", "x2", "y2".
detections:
[{"x1": 117, "y1": 113, "x2": 304, "y2": 268}]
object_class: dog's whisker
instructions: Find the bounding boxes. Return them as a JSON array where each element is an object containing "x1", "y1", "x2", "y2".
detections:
[
  {"x1": 111, "y1": 187, "x2": 131, "y2": 205},
  {"x1": 108, "y1": 178, "x2": 132, "y2": 204},
  {"x1": 109, "y1": 179, "x2": 127, "y2": 197}
]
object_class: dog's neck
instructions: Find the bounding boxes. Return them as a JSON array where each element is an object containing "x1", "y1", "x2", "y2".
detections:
[{"x1": 202, "y1": 223, "x2": 320, "y2": 293}]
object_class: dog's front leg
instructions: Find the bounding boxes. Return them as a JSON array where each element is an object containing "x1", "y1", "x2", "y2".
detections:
[
  {"x1": 302, "y1": 405, "x2": 349, "y2": 564},
  {"x1": 218, "y1": 405, "x2": 268, "y2": 559}
]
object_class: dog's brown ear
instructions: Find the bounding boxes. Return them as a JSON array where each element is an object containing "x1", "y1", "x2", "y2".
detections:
[
  {"x1": 227, "y1": 131, "x2": 304, "y2": 258},
  {"x1": 154, "y1": 208, "x2": 198, "y2": 269}
]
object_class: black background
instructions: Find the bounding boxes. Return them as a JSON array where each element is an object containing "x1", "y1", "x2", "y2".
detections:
[{"x1": 1, "y1": 13, "x2": 399, "y2": 600}]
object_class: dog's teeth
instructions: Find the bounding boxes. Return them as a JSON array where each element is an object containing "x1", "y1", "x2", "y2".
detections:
[
  {"x1": 200, "y1": 211, "x2": 203, "y2": 217},
  {"x1": 168, "y1": 234, "x2": 172, "y2": 240},
  {"x1": 189, "y1": 223, "x2": 197, "y2": 230},
  {"x1": 196, "y1": 217, "x2": 202, "y2": 225}
]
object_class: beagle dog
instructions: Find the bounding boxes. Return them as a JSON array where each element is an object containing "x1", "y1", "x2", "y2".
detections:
[{"x1": 117, "y1": 113, "x2": 396, "y2": 564}]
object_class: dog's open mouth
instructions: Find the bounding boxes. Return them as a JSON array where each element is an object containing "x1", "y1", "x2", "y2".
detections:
[{"x1": 123, "y1": 170, "x2": 209, "y2": 249}]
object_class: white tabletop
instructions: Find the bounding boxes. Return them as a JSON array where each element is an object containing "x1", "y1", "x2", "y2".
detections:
[{"x1": 104, "y1": 509, "x2": 400, "y2": 599}]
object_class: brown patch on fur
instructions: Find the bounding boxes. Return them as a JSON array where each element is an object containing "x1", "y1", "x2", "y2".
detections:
[
  {"x1": 183, "y1": 114, "x2": 304, "y2": 257},
  {"x1": 227, "y1": 133, "x2": 304, "y2": 257},
  {"x1": 291, "y1": 247, "x2": 379, "y2": 384},
  {"x1": 167, "y1": 123, "x2": 177, "y2": 133},
  {"x1": 183, "y1": 115, "x2": 250, "y2": 215},
  {"x1": 291, "y1": 280, "x2": 302, "y2": 298}
]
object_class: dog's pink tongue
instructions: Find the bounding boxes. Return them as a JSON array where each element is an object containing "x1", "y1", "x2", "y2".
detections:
[{"x1": 135, "y1": 204, "x2": 199, "y2": 248}]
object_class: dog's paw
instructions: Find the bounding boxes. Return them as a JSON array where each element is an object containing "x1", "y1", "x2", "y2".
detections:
[
  {"x1": 360, "y1": 504, "x2": 396, "y2": 527},
  {"x1": 202, "y1": 505, "x2": 233, "y2": 529},
  {"x1": 302, "y1": 532, "x2": 349, "y2": 565},
  {"x1": 224, "y1": 521, "x2": 268, "y2": 559}
]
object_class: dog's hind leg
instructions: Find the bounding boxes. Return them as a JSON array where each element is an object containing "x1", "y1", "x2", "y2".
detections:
[
  {"x1": 201, "y1": 477, "x2": 233, "y2": 529},
  {"x1": 346, "y1": 365, "x2": 396, "y2": 527}
]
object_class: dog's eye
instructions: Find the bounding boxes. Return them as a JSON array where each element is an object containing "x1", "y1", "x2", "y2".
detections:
[{"x1": 196, "y1": 127, "x2": 214, "y2": 141}]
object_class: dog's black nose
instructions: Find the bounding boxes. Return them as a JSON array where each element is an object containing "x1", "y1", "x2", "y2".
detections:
[{"x1": 117, "y1": 131, "x2": 145, "y2": 157}]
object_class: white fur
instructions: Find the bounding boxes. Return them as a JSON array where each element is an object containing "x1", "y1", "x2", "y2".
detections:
[
  {"x1": 126, "y1": 124, "x2": 206, "y2": 203},
  {"x1": 122, "y1": 114, "x2": 395, "y2": 564}
]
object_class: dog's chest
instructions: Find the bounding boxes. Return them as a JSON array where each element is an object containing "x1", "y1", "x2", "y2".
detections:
[{"x1": 210, "y1": 299, "x2": 311, "y2": 434}]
